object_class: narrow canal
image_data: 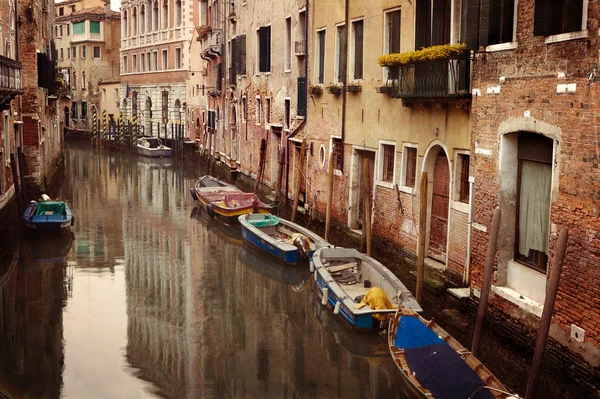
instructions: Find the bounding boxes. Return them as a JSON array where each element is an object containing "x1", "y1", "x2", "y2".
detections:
[{"x1": 0, "y1": 143, "x2": 405, "y2": 398}]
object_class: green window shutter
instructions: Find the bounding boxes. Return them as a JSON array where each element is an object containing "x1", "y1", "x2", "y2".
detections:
[
  {"x1": 73, "y1": 21, "x2": 85, "y2": 34},
  {"x1": 90, "y1": 21, "x2": 100, "y2": 34}
]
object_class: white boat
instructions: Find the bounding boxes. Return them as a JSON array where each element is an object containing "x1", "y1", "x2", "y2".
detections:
[
  {"x1": 312, "y1": 247, "x2": 422, "y2": 331},
  {"x1": 137, "y1": 137, "x2": 172, "y2": 157}
]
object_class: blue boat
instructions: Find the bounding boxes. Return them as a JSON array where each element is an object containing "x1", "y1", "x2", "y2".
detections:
[
  {"x1": 23, "y1": 196, "x2": 74, "y2": 234},
  {"x1": 313, "y1": 247, "x2": 422, "y2": 331},
  {"x1": 238, "y1": 213, "x2": 330, "y2": 265},
  {"x1": 388, "y1": 309, "x2": 518, "y2": 399}
]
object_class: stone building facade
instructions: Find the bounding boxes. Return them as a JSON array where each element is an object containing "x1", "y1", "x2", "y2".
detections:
[
  {"x1": 468, "y1": 0, "x2": 600, "y2": 377},
  {"x1": 119, "y1": 0, "x2": 194, "y2": 139},
  {"x1": 55, "y1": 0, "x2": 121, "y2": 133}
]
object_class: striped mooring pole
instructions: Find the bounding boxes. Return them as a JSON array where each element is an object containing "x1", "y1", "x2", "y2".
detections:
[
  {"x1": 102, "y1": 110, "x2": 107, "y2": 141},
  {"x1": 132, "y1": 115, "x2": 138, "y2": 145},
  {"x1": 92, "y1": 112, "x2": 97, "y2": 141}
]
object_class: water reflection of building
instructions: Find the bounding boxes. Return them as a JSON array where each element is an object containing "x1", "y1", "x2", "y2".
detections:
[{"x1": 0, "y1": 245, "x2": 66, "y2": 398}]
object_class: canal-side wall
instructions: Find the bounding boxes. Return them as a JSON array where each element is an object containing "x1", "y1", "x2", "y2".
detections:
[{"x1": 0, "y1": 193, "x2": 20, "y2": 263}]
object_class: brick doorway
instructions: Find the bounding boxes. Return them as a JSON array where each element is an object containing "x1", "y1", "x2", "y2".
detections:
[{"x1": 428, "y1": 148, "x2": 449, "y2": 262}]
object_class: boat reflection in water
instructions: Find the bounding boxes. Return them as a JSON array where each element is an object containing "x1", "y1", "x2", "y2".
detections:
[{"x1": 27, "y1": 231, "x2": 75, "y2": 260}]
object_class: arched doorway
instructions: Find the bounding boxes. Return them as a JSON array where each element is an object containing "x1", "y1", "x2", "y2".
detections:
[{"x1": 423, "y1": 144, "x2": 450, "y2": 262}]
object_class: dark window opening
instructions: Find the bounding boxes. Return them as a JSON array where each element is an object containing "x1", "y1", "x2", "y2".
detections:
[
  {"x1": 352, "y1": 20, "x2": 364, "y2": 80},
  {"x1": 534, "y1": 0, "x2": 583, "y2": 36},
  {"x1": 382, "y1": 144, "x2": 395, "y2": 182},
  {"x1": 317, "y1": 30, "x2": 326, "y2": 84},
  {"x1": 332, "y1": 138, "x2": 343, "y2": 171},
  {"x1": 258, "y1": 26, "x2": 271, "y2": 72},
  {"x1": 458, "y1": 154, "x2": 470, "y2": 203},
  {"x1": 404, "y1": 147, "x2": 417, "y2": 188}
]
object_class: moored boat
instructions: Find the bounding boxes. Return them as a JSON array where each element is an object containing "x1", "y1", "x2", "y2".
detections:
[
  {"x1": 137, "y1": 137, "x2": 172, "y2": 157},
  {"x1": 312, "y1": 247, "x2": 422, "y2": 331},
  {"x1": 23, "y1": 195, "x2": 74, "y2": 234},
  {"x1": 388, "y1": 308, "x2": 519, "y2": 399},
  {"x1": 238, "y1": 213, "x2": 330, "y2": 265}
]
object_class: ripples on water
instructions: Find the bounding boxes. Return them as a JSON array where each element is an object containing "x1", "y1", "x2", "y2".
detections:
[{"x1": 0, "y1": 144, "x2": 406, "y2": 399}]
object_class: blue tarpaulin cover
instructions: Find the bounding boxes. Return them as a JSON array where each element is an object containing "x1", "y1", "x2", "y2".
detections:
[{"x1": 395, "y1": 315, "x2": 495, "y2": 399}]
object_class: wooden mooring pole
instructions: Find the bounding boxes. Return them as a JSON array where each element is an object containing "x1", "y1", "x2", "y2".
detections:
[
  {"x1": 254, "y1": 138, "x2": 266, "y2": 193},
  {"x1": 324, "y1": 152, "x2": 335, "y2": 242},
  {"x1": 291, "y1": 140, "x2": 306, "y2": 222},
  {"x1": 275, "y1": 146, "x2": 286, "y2": 215},
  {"x1": 363, "y1": 158, "x2": 372, "y2": 256},
  {"x1": 525, "y1": 227, "x2": 568, "y2": 399},
  {"x1": 416, "y1": 172, "x2": 428, "y2": 304},
  {"x1": 471, "y1": 207, "x2": 501, "y2": 358}
]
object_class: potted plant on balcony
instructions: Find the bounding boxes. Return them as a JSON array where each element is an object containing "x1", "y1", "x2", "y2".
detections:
[
  {"x1": 377, "y1": 43, "x2": 467, "y2": 67},
  {"x1": 310, "y1": 85, "x2": 323, "y2": 96},
  {"x1": 327, "y1": 84, "x2": 342, "y2": 95}
]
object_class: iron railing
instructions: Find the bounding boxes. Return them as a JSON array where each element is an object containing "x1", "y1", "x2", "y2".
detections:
[{"x1": 386, "y1": 51, "x2": 472, "y2": 99}]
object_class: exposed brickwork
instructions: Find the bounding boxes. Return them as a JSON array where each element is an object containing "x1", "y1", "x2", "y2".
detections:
[{"x1": 470, "y1": 0, "x2": 600, "y2": 376}]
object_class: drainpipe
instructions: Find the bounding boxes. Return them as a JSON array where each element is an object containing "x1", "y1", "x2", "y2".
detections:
[
  {"x1": 463, "y1": 177, "x2": 474, "y2": 285},
  {"x1": 285, "y1": 0, "x2": 309, "y2": 205},
  {"x1": 339, "y1": 0, "x2": 349, "y2": 172}
]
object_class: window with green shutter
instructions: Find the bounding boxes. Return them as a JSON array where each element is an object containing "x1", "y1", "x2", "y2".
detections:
[
  {"x1": 90, "y1": 21, "x2": 100, "y2": 34},
  {"x1": 73, "y1": 21, "x2": 85, "y2": 34}
]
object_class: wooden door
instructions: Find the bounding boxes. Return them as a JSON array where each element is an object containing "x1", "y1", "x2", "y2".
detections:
[
  {"x1": 357, "y1": 152, "x2": 375, "y2": 228},
  {"x1": 428, "y1": 151, "x2": 449, "y2": 261}
]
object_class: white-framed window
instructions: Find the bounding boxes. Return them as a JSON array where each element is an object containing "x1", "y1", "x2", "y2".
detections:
[
  {"x1": 93, "y1": 46, "x2": 101, "y2": 58},
  {"x1": 400, "y1": 143, "x2": 418, "y2": 192},
  {"x1": 175, "y1": 48, "x2": 182, "y2": 69},
  {"x1": 162, "y1": 49, "x2": 167, "y2": 70},
  {"x1": 81, "y1": 45, "x2": 86, "y2": 59},
  {"x1": 162, "y1": 0, "x2": 168, "y2": 30},
  {"x1": 350, "y1": 18, "x2": 364, "y2": 81},
  {"x1": 384, "y1": 8, "x2": 401, "y2": 81},
  {"x1": 534, "y1": 0, "x2": 587, "y2": 40},
  {"x1": 330, "y1": 136, "x2": 343, "y2": 173},
  {"x1": 377, "y1": 140, "x2": 396, "y2": 187},
  {"x1": 315, "y1": 28, "x2": 326, "y2": 84},
  {"x1": 284, "y1": 16, "x2": 291, "y2": 71},
  {"x1": 255, "y1": 96, "x2": 261, "y2": 125},
  {"x1": 334, "y1": 23, "x2": 346, "y2": 84}
]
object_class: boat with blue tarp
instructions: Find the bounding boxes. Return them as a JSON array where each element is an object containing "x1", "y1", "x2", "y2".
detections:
[
  {"x1": 313, "y1": 247, "x2": 422, "y2": 331},
  {"x1": 238, "y1": 213, "x2": 330, "y2": 265},
  {"x1": 388, "y1": 308, "x2": 519, "y2": 399},
  {"x1": 23, "y1": 195, "x2": 74, "y2": 234}
]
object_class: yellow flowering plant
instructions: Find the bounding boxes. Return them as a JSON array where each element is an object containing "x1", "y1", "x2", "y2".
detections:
[{"x1": 378, "y1": 43, "x2": 467, "y2": 67}]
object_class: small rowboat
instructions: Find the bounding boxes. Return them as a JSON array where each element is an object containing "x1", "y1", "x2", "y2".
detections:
[
  {"x1": 312, "y1": 247, "x2": 422, "y2": 331},
  {"x1": 388, "y1": 309, "x2": 520, "y2": 399},
  {"x1": 23, "y1": 195, "x2": 74, "y2": 234},
  {"x1": 238, "y1": 213, "x2": 330, "y2": 264},
  {"x1": 137, "y1": 137, "x2": 172, "y2": 157}
]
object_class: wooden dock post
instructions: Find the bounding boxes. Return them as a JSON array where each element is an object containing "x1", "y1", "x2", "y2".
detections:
[
  {"x1": 254, "y1": 138, "x2": 266, "y2": 193},
  {"x1": 275, "y1": 146, "x2": 286, "y2": 214},
  {"x1": 525, "y1": 227, "x2": 568, "y2": 399},
  {"x1": 416, "y1": 172, "x2": 428, "y2": 304},
  {"x1": 471, "y1": 207, "x2": 501, "y2": 358},
  {"x1": 324, "y1": 152, "x2": 335, "y2": 242},
  {"x1": 291, "y1": 139, "x2": 306, "y2": 222},
  {"x1": 363, "y1": 158, "x2": 372, "y2": 256}
]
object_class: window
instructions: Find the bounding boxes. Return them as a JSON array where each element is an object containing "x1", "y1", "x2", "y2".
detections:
[
  {"x1": 415, "y1": 0, "x2": 450, "y2": 48},
  {"x1": 255, "y1": 97, "x2": 261, "y2": 125},
  {"x1": 123, "y1": 56, "x2": 128, "y2": 73},
  {"x1": 72, "y1": 46, "x2": 76, "y2": 58},
  {"x1": 335, "y1": 24, "x2": 346, "y2": 83},
  {"x1": 153, "y1": 1, "x2": 159, "y2": 31},
  {"x1": 140, "y1": 6, "x2": 145, "y2": 33},
  {"x1": 235, "y1": 35, "x2": 246, "y2": 75},
  {"x1": 67, "y1": 24, "x2": 70, "y2": 35},
  {"x1": 200, "y1": 0, "x2": 208, "y2": 25},
  {"x1": 257, "y1": 26, "x2": 271, "y2": 72},
  {"x1": 284, "y1": 17, "x2": 291, "y2": 71},
  {"x1": 162, "y1": 91, "x2": 168, "y2": 121},
  {"x1": 81, "y1": 101, "x2": 87, "y2": 119},
  {"x1": 59, "y1": 6, "x2": 64, "y2": 15},
  {"x1": 133, "y1": 54, "x2": 137, "y2": 72},
  {"x1": 73, "y1": 21, "x2": 84, "y2": 35},
  {"x1": 175, "y1": 0, "x2": 182, "y2": 26},
  {"x1": 515, "y1": 133, "x2": 553, "y2": 271},
  {"x1": 162, "y1": 0, "x2": 168, "y2": 29},
  {"x1": 315, "y1": 29, "x2": 325, "y2": 84},
  {"x1": 480, "y1": 0, "x2": 515, "y2": 45},
  {"x1": 82, "y1": 72, "x2": 86, "y2": 89},
  {"x1": 455, "y1": 153, "x2": 470, "y2": 203},
  {"x1": 60, "y1": 25, "x2": 63, "y2": 36},
  {"x1": 133, "y1": 8, "x2": 138, "y2": 35},
  {"x1": 265, "y1": 98, "x2": 271, "y2": 124},
  {"x1": 298, "y1": 11, "x2": 306, "y2": 51},
  {"x1": 152, "y1": 51, "x2": 158, "y2": 70},
  {"x1": 60, "y1": 48, "x2": 63, "y2": 59},
  {"x1": 93, "y1": 46, "x2": 101, "y2": 58},
  {"x1": 175, "y1": 48, "x2": 181, "y2": 69},
  {"x1": 351, "y1": 19, "x2": 364, "y2": 80},
  {"x1": 384, "y1": 9, "x2": 401, "y2": 80},
  {"x1": 162, "y1": 49, "x2": 167, "y2": 70},
  {"x1": 534, "y1": 0, "x2": 584, "y2": 36},
  {"x1": 332, "y1": 137, "x2": 342, "y2": 171},
  {"x1": 284, "y1": 99, "x2": 290, "y2": 129},
  {"x1": 73, "y1": 71, "x2": 77, "y2": 89},
  {"x1": 67, "y1": 47, "x2": 70, "y2": 59},
  {"x1": 401, "y1": 144, "x2": 417, "y2": 188},
  {"x1": 71, "y1": 102, "x2": 78, "y2": 119},
  {"x1": 81, "y1": 45, "x2": 86, "y2": 59},
  {"x1": 141, "y1": 54, "x2": 145, "y2": 71},
  {"x1": 242, "y1": 96, "x2": 247, "y2": 122},
  {"x1": 90, "y1": 21, "x2": 100, "y2": 34},
  {"x1": 379, "y1": 142, "x2": 396, "y2": 183}
]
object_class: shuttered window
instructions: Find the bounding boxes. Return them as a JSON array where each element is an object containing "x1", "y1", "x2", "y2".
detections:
[
  {"x1": 235, "y1": 35, "x2": 246, "y2": 75},
  {"x1": 73, "y1": 21, "x2": 85, "y2": 35},
  {"x1": 352, "y1": 20, "x2": 363, "y2": 80},
  {"x1": 297, "y1": 77, "x2": 306, "y2": 117},
  {"x1": 90, "y1": 21, "x2": 100, "y2": 34},
  {"x1": 534, "y1": 0, "x2": 583, "y2": 36},
  {"x1": 415, "y1": 0, "x2": 450, "y2": 48},
  {"x1": 317, "y1": 30, "x2": 326, "y2": 84},
  {"x1": 230, "y1": 38, "x2": 237, "y2": 83},
  {"x1": 403, "y1": 146, "x2": 417, "y2": 188},
  {"x1": 258, "y1": 26, "x2": 271, "y2": 72},
  {"x1": 382, "y1": 144, "x2": 395, "y2": 182},
  {"x1": 336, "y1": 24, "x2": 346, "y2": 83},
  {"x1": 385, "y1": 10, "x2": 401, "y2": 80},
  {"x1": 479, "y1": 0, "x2": 514, "y2": 46}
]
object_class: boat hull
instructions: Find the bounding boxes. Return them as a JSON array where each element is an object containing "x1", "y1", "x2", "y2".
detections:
[
  {"x1": 240, "y1": 223, "x2": 301, "y2": 264},
  {"x1": 23, "y1": 202, "x2": 73, "y2": 235},
  {"x1": 137, "y1": 145, "x2": 172, "y2": 157}
]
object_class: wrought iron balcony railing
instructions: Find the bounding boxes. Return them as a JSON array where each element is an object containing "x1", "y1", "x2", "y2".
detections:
[
  {"x1": 0, "y1": 55, "x2": 22, "y2": 110},
  {"x1": 385, "y1": 51, "x2": 472, "y2": 100}
]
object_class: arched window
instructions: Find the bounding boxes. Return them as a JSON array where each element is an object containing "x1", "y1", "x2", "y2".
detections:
[
  {"x1": 175, "y1": 0, "x2": 181, "y2": 27},
  {"x1": 153, "y1": 1, "x2": 159, "y2": 32},
  {"x1": 140, "y1": 5, "x2": 145, "y2": 34},
  {"x1": 123, "y1": 10, "x2": 128, "y2": 37},
  {"x1": 147, "y1": 0, "x2": 153, "y2": 31},
  {"x1": 132, "y1": 7, "x2": 137, "y2": 36},
  {"x1": 162, "y1": 0, "x2": 168, "y2": 30},
  {"x1": 174, "y1": 99, "x2": 181, "y2": 121}
]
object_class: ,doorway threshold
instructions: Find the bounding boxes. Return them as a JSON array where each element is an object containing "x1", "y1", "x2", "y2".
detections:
[
  {"x1": 447, "y1": 288, "x2": 470, "y2": 299},
  {"x1": 350, "y1": 228, "x2": 363, "y2": 236},
  {"x1": 424, "y1": 257, "x2": 446, "y2": 271}
]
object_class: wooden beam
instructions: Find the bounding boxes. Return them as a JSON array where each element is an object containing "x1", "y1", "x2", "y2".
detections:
[{"x1": 291, "y1": 139, "x2": 306, "y2": 222}]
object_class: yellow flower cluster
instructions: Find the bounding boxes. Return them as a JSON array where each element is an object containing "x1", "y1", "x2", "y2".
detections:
[{"x1": 378, "y1": 43, "x2": 467, "y2": 67}]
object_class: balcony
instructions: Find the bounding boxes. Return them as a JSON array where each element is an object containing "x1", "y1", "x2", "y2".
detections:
[
  {"x1": 384, "y1": 50, "x2": 472, "y2": 101},
  {"x1": 294, "y1": 40, "x2": 305, "y2": 56},
  {"x1": 0, "y1": 55, "x2": 22, "y2": 110}
]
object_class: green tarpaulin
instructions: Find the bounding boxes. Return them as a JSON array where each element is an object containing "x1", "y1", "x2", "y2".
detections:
[{"x1": 34, "y1": 201, "x2": 67, "y2": 216}]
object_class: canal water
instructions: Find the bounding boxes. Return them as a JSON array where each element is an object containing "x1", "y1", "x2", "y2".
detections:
[{"x1": 0, "y1": 143, "x2": 407, "y2": 399}]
